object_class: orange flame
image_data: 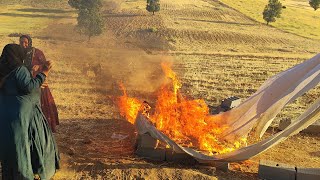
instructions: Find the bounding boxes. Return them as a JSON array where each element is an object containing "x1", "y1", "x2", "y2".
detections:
[
  {"x1": 117, "y1": 63, "x2": 247, "y2": 154},
  {"x1": 117, "y1": 83, "x2": 143, "y2": 124},
  {"x1": 161, "y1": 62, "x2": 181, "y2": 96}
]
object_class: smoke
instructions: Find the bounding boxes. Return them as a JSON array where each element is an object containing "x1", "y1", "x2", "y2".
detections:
[
  {"x1": 56, "y1": 42, "x2": 169, "y2": 97},
  {"x1": 37, "y1": 13, "x2": 174, "y2": 108},
  {"x1": 102, "y1": 0, "x2": 125, "y2": 13},
  {"x1": 105, "y1": 50, "x2": 171, "y2": 92}
]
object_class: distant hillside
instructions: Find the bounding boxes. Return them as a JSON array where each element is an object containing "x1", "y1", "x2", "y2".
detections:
[
  {"x1": 0, "y1": 0, "x2": 69, "y2": 8},
  {"x1": 219, "y1": 0, "x2": 320, "y2": 40}
]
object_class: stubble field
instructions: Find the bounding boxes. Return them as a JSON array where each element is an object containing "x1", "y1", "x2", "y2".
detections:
[{"x1": 0, "y1": 0, "x2": 319, "y2": 179}]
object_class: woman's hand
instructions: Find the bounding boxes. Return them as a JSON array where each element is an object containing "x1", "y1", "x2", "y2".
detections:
[
  {"x1": 32, "y1": 65, "x2": 40, "y2": 72},
  {"x1": 41, "y1": 61, "x2": 52, "y2": 77}
]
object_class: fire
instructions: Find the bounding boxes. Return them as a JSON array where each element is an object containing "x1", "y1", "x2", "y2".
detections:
[
  {"x1": 117, "y1": 62, "x2": 247, "y2": 155},
  {"x1": 117, "y1": 83, "x2": 143, "y2": 124},
  {"x1": 161, "y1": 62, "x2": 181, "y2": 96}
]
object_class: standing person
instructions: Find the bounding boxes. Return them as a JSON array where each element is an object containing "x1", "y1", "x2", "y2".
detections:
[
  {"x1": 19, "y1": 35, "x2": 59, "y2": 132},
  {"x1": 0, "y1": 44, "x2": 59, "y2": 179}
]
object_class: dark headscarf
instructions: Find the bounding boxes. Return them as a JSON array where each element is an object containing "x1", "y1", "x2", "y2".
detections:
[
  {"x1": 0, "y1": 44, "x2": 26, "y2": 81},
  {"x1": 20, "y1": 34, "x2": 32, "y2": 48},
  {"x1": 20, "y1": 35, "x2": 33, "y2": 71}
]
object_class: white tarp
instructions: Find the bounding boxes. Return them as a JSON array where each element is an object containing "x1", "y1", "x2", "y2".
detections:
[{"x1": 135, "y1": 54, "x2": 320, "y2": 162}]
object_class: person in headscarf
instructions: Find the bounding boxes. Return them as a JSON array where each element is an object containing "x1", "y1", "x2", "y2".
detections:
[
  {"x1": 19, "y1": 35, "x2": 59, "y2": 133},
  {"x1": 0, "y1": 44, "x2": 60, "y2": 179}
]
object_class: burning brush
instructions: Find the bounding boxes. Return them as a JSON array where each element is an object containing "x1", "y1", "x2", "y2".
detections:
[
  {"x1": 114, "y1": 54, "x2": 320, "y2": 165},
  {"x1": 117, "y1": 62, "x2": 248, "y2": 156}
]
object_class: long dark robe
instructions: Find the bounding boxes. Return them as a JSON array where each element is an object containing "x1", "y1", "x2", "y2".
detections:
[{"x1": 0, "y1": 66, "x2": 59, "y2": 180}]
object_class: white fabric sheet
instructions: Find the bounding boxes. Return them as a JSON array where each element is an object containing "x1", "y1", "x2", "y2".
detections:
[{"x1": 135, "y1": 54, "x2": 320, "y2": 162}]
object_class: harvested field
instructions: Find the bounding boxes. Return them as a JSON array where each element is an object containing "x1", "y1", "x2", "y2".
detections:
[{"x1": 0, "y1": 0, "x2": 319, "y2": 179}]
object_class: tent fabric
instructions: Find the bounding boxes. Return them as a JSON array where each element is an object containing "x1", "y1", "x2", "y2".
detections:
[
  {"x1": 135, "y1": 54, "x2": 320, "y2": 162},
  {"x1": 216, "y1": 53, "x2": 320, "y2": 140}
]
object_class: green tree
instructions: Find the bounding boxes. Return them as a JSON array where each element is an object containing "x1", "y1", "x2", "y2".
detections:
[
  {"x1": 146, "y1": 0, "x2": 160, "y2": 15},
  {"x1": 309, "y1": 0, "x2": 320, "y2": 10},
  {"x1": 263, "y1": 0, "x2": 282, "y2": 25},
  {"x1": 68, "y1": 0, "x2": 104, "y2": 40}
]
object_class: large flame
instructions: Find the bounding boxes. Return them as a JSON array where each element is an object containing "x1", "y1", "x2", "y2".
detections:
[
  {"x1": 117, "y1": 62, "x2": 247, "y2": 154},
  {"x1": 118, "y1": 83, "x2": 143, "y2": 124}
]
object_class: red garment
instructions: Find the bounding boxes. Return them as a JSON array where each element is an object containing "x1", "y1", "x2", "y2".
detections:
[
  {"x1": 32, "y1": 48, "x2": 59, "y2": 132},
  {"x1": 41, "y1": 86, "x2": 59, "y2": 132}
]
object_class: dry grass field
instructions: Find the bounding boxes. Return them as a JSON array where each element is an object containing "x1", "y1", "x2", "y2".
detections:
[
  {"x1": 0, "y1": 0, "x2": 319, "y2": 179},
  {"x1": 219, "y1": 0, "x2": 320, "y2": 40}
]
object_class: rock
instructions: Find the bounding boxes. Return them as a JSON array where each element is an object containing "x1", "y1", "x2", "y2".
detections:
[
  {"x1": 296, "y1": 167, "x2": 320, "y2": 180},
  {"x1": 136, "y1": 133, "x2": 159, "y2": 149},
  {"x1": 278, "y1": 119, "x2": 320, "y2": 133},
  {"x1": 165, "y1": 149, "x2": 196, "y2": 164},
  {"x1": 135, "y1": 147, "x2": 166, "y2": 161},
  {"x1": 278, "y1": 118, "x2": 291, "y2": 131},
  {"x1": 258, "y1": 160, "x2": 296, "y2": 180},
  {"x1": 301, "y1": 120, "x2": 320, "y2": 133}
]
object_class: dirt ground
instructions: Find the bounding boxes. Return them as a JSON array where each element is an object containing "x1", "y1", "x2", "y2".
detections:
[{"x1": 0, "y1": 0, "x2": 319, "y2": 179}]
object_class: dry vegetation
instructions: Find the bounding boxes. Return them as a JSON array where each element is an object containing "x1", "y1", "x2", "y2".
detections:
[
  {"x1": 0, "y1": 0, "x2": 319, "y2": 179},
  {"x1": 219, "y1": 0, "x2": 320, "y2": 40}
]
